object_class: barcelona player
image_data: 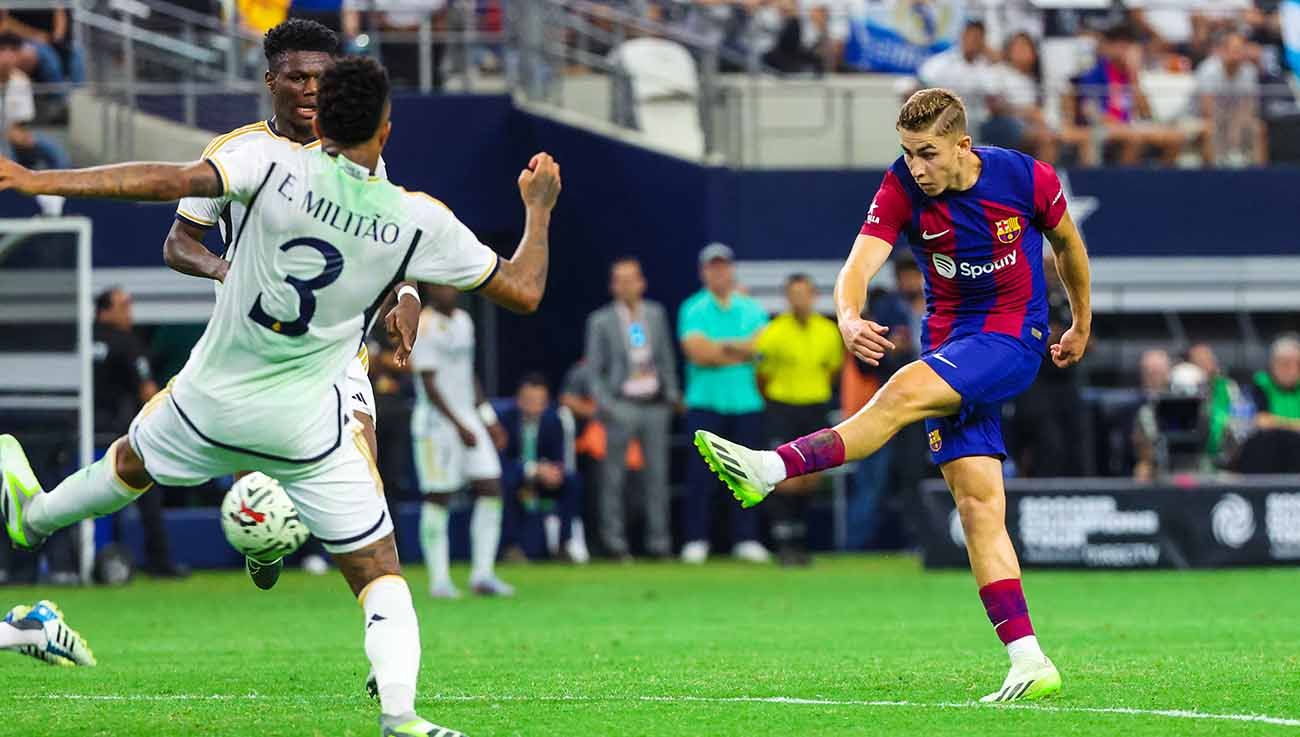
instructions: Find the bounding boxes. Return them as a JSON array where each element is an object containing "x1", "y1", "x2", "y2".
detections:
[{"x1": 694, "y1": 88, "x2": 1092, "y2": 702}]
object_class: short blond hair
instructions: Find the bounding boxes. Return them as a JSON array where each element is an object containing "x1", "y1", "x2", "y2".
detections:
[{"x1": 897, "y1": 88, "x2": 967, "y2": 137}]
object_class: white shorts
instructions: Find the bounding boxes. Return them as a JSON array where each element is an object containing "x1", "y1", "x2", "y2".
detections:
[
  {"x1": 412, "y1": 418, "x2": 501, "y2": 494},
  {"x1": 129, "y1": 388, "x2": 392, "y2": 554},
  {"x1": 346, "y1": 348, "x2": 376, "y2": 422}
]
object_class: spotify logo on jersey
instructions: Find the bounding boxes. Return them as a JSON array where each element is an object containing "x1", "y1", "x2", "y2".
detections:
[{"x1": 932, "y1": 253, "x2": 957, "y2": 279}]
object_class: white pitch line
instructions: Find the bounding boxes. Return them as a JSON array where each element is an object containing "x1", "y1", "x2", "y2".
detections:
[{"x1": 15, "y1": 693, "x2": 1300, "y2": 728}]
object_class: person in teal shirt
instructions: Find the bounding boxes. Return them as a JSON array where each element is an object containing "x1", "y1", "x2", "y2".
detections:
[{"x1": 677, "y1": 243, "x2": 771, "y2": 564}]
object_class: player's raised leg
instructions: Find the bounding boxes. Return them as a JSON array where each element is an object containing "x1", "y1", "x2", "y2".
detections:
[
  {"x1": 695, "y1": 359, "x2": 960, "y2": 507},
  {"x1": 3, "y1": 434, "x2": 153, "y2": 551},
  {"x1": 942, "y1": 456, "x2": 1060, "y2": 702}
]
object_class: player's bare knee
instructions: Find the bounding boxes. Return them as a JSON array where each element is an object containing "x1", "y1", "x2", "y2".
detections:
[
  {"x1": 471, "y1": 479, "x2": 500, "y2": 498},
  {"x1": 335, "y1": 534, "x2": 402, "y2": 598},
  {"x1": 111, "y1": 437, "x2": 154, "y2": 489},
  {"x1": 954, "y1": 492, "x2": 1004, "y2": 531}
]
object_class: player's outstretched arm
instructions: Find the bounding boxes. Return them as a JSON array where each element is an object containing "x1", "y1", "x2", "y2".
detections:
[
  {"x1": 1044, "y1": 209, "x2": 1092, "y2": 368},
  {"x1": 0, "y1": 157, "x2": 221, "y2": 201},
  {"x1": 163, "y1": 219, "x2": 228, "y2": 282},
  {"x1": 477, "y1": 153, "x2": 561, "y2": 314},
  {"x1": 834, "y1": 234, "x2": 895, "y2": 366}
]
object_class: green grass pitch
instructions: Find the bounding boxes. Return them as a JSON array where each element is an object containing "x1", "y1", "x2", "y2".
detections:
[{"x1": 1, "y1": 556, "x2": 1298, "y2": 736}]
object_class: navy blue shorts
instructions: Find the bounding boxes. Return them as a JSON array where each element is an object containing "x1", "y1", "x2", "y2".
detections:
[{"x1": 920, "y1": 333, "x2": 1043, "y2": 465}]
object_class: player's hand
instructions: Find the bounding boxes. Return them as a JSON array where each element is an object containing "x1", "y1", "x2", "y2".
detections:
[
  {"x1": 839, "y1": 316, "x2": 895, "y2": 367},
  {"x1": 0, "y1": 157, "x2": 36, "y2": 195},
  {"x1": 518, "y1": 152, "x2": 561, "y2": 211},
  {"x1": 1050, "y1": 324, "x2": 1089, "y2": 368},
  {"x1": 457, "y1": 424, "x2": 479, "y2": 448},
  {"x1": 385, "y1": 290, "x2": 420, "y2": 368}
]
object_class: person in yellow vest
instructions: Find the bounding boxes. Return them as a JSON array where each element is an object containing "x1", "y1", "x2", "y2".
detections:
[{"x1": 755, "y1": 274, "x2": 843, "y2": 566}]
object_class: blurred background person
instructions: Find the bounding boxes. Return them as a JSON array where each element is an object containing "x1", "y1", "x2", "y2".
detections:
[
  {"x1": 1196, "y1": 29, "x2": 1267, "y2": 167},
  {"x1": 918, "y1": 21, "x2": 995, "y2": 135},
  {"x1": 498, "y1": 373, "x2": 588, "y2": 564},
  {"x1": 755, "y1": 273, "x2": 842, "y2": 566},
  {"x1": 410, "y1": 285, "x2": 513, "y2": 599},
  {"x1": 1239, "y1": 333, "x2": 1300, "y2": 473},
  {"x1": 584, "y1": 257, "x2": 679, "y2": 561},
  {"x1": 678, "y1": 242, "x2": 770, "y2": 564},
  {"x1": 1131, "y1": 347, "x2": 1173, "y2": 481},
  {"x1": 0, "y1": 33, "x2": 69, "y2": 173},
  {"x1": 94, "y1": 287, "x2": 187, "y2": 579}
]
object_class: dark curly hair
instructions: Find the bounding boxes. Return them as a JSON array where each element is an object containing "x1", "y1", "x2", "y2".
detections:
[
  {"x1": 317, "y1": 56, "x2": 390, "y2": 145},
  {"x1": 263, "y1": 18, "x2": 339, "y2": 71}
]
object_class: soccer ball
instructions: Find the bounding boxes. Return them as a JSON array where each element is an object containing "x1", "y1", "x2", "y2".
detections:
[{"x1": 220, "y1": 472, "x2": 309, "y2": 563}]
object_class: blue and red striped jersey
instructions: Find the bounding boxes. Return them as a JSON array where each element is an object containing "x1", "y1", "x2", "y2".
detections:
[{"x1": 860, "y1": 146, "x2": 1067, "y2": 353}]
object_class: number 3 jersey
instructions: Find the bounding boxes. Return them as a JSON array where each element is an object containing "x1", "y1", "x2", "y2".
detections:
[
  {"x1": 168, "y1": 138, "x2": 499, "y2": 463},
  {"x1": 859, "y1": 146, "x2": 1067, "y2": 354}
]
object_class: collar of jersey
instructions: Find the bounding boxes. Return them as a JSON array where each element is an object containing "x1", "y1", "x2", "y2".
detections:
[{"x1": 265, "y1": 118, "x2": 322, "y2": 149}]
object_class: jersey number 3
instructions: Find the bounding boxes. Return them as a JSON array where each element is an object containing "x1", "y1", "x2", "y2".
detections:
[{"x1": 249, "y1": 237, "x2": 344, "y2": 337}]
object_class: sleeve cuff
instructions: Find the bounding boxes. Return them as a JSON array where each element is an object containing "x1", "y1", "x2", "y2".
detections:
[
  {"x1": 175, "y1": 210, "x2": 215, "y2": 229},
  {"x1": 464, "y1": 255, "x2": 500, "y2": 293},
  {"x1": 204, "y1": 158, "x2": 228, "y2": 197}
]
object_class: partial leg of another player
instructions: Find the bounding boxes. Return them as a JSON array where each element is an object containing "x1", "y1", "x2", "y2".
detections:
[
  {"x1": 694, "y1": 359, "x2": 960, "y2": 507},
  {"x1": 467, "y1": 478, "x2": 512, "y2": 597},
  {"x1": 419, "y1": 493, "x2": 459, "y2": 599},
  {"x1": 943, "y1": 456, "x2": 1061, "y2": 702}
]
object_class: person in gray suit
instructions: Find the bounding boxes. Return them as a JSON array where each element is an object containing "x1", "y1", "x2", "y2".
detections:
[{"x1": 584, "y1": 257, "x2": 681, "y2": 559}]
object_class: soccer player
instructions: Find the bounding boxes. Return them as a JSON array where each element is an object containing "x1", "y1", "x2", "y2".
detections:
[
  {"x1": 1, "y1": 600, "x2": 96, "y2": 667},
  {"x1": 410, "y1": 284, "x2": 512, "y2": 599},
  {"x1": 0, "y1": 57, "x2": 559, "y2": 737},
  {"x1": 694, "y1": 88, "x2": 1091, "y2": 703},
  {"x1": 164, "y1": 18, "x2": 421, "y2": 590}
]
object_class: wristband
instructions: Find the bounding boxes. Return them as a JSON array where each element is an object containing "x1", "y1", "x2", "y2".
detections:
[
  {"x1": 477, "y1": 401, "x2": 498, "y2": 426},
  {"x1": 397, "y1": 285, "x2": 420, "y2": 304}
]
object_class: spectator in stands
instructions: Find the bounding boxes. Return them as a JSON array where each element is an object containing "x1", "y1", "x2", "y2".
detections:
[
  {"x1": 986, "y1": 32, "x2": 1097, "y2": 165},
  {"x1": 1125, "y1": 0, "x2": 1216, "y2": 66},
  {"x1": 1071, "y1": 23, "x2": 1184, "y2": 166},
  {"x1": 584, "y1": 257, "x2": 679, "y2": 561},
  {"x1": 0, "y1": 34, "x2": 69, "y2": 172},
  {"x1": 679, "y1": 242, "x2": 770, "y2": 564},
  {"x1": 1196, "y1": 30, "x2": 1267, "y2": 166},
  {"x1": 1131, "y1": 347, "x2": 1172, "y2": 481},
  {"x1": 755, "y1": 274, "x2": 842, "y2": 565},
  {"x1": 762, "y1": 1, "x2": 846, "y2": 74},
  {"x1": 498, "y1": 374, "x2": 589, "y2": 563},
  {"x1": 342, "y1": 0, "x2": 447, "y2": 89},
  {"x1": 1241, "y1": 335, "x2": 1300, "y2": 474},
  {"x1": 0, "y1": 8, "x2": 83, "y2": 101},
  {"x1": 93, "y1": 288, "x2": 188, "y2": 578},
  {"x1": 918, "y1": 21, "x2": 995, "y2": 132}
]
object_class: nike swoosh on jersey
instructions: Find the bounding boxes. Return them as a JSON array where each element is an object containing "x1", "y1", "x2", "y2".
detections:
[
  {"x1": 921, "y1": 229, "x2": 950, "y2": 240},
  {"x1": 1051, "y1": 189, "x2": 1064, "y2": 206},
  {"x1": 933, "y1": 353, "x2": 958, "y2": 369}
]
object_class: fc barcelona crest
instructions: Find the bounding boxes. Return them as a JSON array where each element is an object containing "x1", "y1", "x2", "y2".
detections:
[
  {"x1": 928, "y1": 429, "x2": 942, "y2": 452},
  {"x1": 995, "y1": 216, "x2": 1022, "y2": 244}
]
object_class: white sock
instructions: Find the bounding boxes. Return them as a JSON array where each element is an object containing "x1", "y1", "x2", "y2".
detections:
[
  {"x1": 0, "y1": 621, "x2": 44, "y2": 649},
  {"x1": 1006, "y1": 635, "x2": 1045, "y2": 666},
  {"x1": 470, "y1": 495, "x2": 502, "y2": 582},
  {"x1": 419, "y1": 502, "x2": 450, "y2": 589},
  {"x1": 543, "y1": 514, "x2": 561, "y2": 556},
  {"x1": 758, "y1": 450, "x2": 789, "y2": 487},
  {"x1": 361, "y1": 576, "x2": 421, "y2": 717},
  {"x1": 27, "y1": 455, "x2": 149, "y2": 536}
]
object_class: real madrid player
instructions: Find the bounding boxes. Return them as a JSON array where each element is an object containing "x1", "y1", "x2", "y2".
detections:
[
  {"x1": 693, "y1": 89, "x2": 1094, "y2": 703},
  {"x1": 0, "y1": 57, "x2": 560, "y2": 737},
  {"x1": 164, "y1": 19, "x2": 421, "y2": 589}
]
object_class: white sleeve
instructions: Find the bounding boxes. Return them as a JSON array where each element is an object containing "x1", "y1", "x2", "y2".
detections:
[
  {"x1": 408, "y1": 309, "x2": 443, "y2": 372},
  {"x1": 375, "y1": 155, "x2": 389, "y2": 180},
  {"x1": 177, "y1": 133, "x2": 241, "y2": 227},
  {"x1": 405, "y1": 194, "x2": 500, "y2": 292},
  {"x1": 206, "y1": 136, "x2": 275, "y2": 205}
]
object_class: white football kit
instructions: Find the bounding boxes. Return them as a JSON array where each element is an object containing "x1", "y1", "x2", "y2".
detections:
[
  {"x1": 410, "y1": 307, "x2": 501, "y2": 494},
  {"x1": 135, "y1": 138, "x2": 499, "y2": 552},
  {"x1": 176, "y1": 120, "x2": 390, "y2": 423}
]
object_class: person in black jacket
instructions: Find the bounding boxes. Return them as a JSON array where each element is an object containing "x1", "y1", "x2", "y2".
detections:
[{"x1": 497, "y1": 374, "x2": 587, "y2": 563}]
